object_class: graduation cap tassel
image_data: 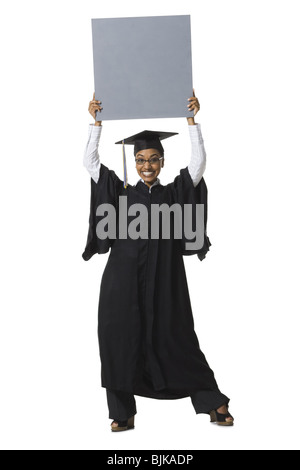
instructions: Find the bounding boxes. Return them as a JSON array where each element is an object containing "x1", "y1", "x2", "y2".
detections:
[{"x1": 122, "y1": 139, "x2": 128, "y2": 189}]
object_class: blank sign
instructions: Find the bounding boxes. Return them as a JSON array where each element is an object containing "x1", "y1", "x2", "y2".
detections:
[{"x1": 91, "y1": 15, "x2": 194, "y2": 121}]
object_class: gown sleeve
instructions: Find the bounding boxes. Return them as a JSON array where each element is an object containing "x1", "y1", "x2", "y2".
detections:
[
  {"x1": 82, "y1": 163, "x2": 124, "y2": 261},
  {"x1": 168, "y1": 166, "x2": 212, "y2": 261}
]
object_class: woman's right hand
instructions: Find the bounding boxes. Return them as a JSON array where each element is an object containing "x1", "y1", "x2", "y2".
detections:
[{"x1": 88, "y1": 92, "x2": 102, "y2": 126}]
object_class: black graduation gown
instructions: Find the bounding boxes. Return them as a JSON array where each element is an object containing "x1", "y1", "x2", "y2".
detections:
[{"x1": 83, "y1": 163, "x2": 220, "y2": 399}]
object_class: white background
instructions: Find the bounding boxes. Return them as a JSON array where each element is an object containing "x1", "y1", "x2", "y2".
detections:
[{"x1": 0, "y1": 0, "x2": 299, "y2": 451}]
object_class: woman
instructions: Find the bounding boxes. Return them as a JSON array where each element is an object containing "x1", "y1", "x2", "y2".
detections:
[{"x1": 82, "y1": 92, "x2": 234, "y2": 431}]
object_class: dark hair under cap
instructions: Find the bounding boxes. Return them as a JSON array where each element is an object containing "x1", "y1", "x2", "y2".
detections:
[{"x1": 134, "y1": 137, "x2": 164, "y2": 156}]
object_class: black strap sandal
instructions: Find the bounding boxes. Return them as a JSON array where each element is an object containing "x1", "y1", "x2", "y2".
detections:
[
  {"x1": 210, "y1": 409, "x2": 234, "y2": 427},
  {"x1": 111, "y1": 415, "x2": 135, "y2": 432}
]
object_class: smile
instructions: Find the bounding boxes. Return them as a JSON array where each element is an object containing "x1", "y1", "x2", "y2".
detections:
[{"x1": 142, "y1": 171, "x2": 155, "y2": 177}]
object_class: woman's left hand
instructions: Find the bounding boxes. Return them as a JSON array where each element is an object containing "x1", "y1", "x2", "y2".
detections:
[{"x1": 187, "y1": 89, "x2": 200, "y2": 116}]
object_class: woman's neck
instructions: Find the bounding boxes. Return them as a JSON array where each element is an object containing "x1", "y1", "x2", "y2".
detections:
[{"x1": 143, "y1": 177, "x2": 157, "y2": 188}]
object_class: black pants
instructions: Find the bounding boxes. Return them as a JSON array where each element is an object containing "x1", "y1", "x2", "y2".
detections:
[{"x1": 106, "y1": 389, "x2": 230, "y2": 421}]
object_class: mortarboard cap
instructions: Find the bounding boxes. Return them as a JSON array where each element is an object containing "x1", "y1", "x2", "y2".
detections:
[{"x1": 115, "y1": 130, "x2": 178, "y2": 156}]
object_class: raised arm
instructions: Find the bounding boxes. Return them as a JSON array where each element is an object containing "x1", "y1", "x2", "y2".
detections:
[
  {"x1": 83, "y1": 93, "x2": 103, "y2": 183},
  {"x1": 186, "y1": 91, "x2": 206, "y2": 187}
]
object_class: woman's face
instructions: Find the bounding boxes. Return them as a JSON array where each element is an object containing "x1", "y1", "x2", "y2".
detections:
[{"x1": 135, "y1": 148, "x2": 164, "y2": 187}]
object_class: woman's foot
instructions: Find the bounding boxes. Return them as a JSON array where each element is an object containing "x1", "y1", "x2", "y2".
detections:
[
  {"x1": 210, "y1": 404, "x2": 234, "y2": 426},
  {"x1": 111, "y1": 416, "x2": 135, "y2": 432},
  {"x1": 216, "y1": 404, "x2": 234, "y2": 424}
]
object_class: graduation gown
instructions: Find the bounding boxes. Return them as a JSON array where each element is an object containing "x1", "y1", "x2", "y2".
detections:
[{"x1": 82, "y1": 163, "x2": 220, "y2": 399}]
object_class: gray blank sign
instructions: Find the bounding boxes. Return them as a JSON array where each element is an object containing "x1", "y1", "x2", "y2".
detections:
[{"x1": 91, "y1": 15, "x2": 194, "y2": 121}]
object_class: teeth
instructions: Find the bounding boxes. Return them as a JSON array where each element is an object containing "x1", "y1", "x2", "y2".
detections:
[{"x1": 142, "y1": 172, "x2": 154, "y2": 176}]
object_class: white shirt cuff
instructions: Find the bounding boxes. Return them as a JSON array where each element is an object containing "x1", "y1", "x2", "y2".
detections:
[
  {"x1": 88, "y1": 124, "x2": 102, "y2": 141},
  {"x1": 188, "y1": 123, "x2": 204, "y2": 144}
]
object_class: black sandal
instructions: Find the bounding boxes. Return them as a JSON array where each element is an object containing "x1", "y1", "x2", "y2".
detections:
[
  {"x1": 111, "y1": 415, "x2": 135, "y2": 432},
  {"x1": 210, "y1": 408, "x2": 234, "y2": 427}
]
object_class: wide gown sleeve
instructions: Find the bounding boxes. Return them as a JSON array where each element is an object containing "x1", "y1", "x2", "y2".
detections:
[
  {"x1": 168, "y1": 166, "x2": 212, "y2": 261},
  {"x1": 82, "y1": 164, "x2": 123, "y2": 261}
]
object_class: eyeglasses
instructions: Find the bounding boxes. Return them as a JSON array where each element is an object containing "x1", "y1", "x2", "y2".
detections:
[{"x1": 135, "y1": 156, "x2": 164, "y2": 166}]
